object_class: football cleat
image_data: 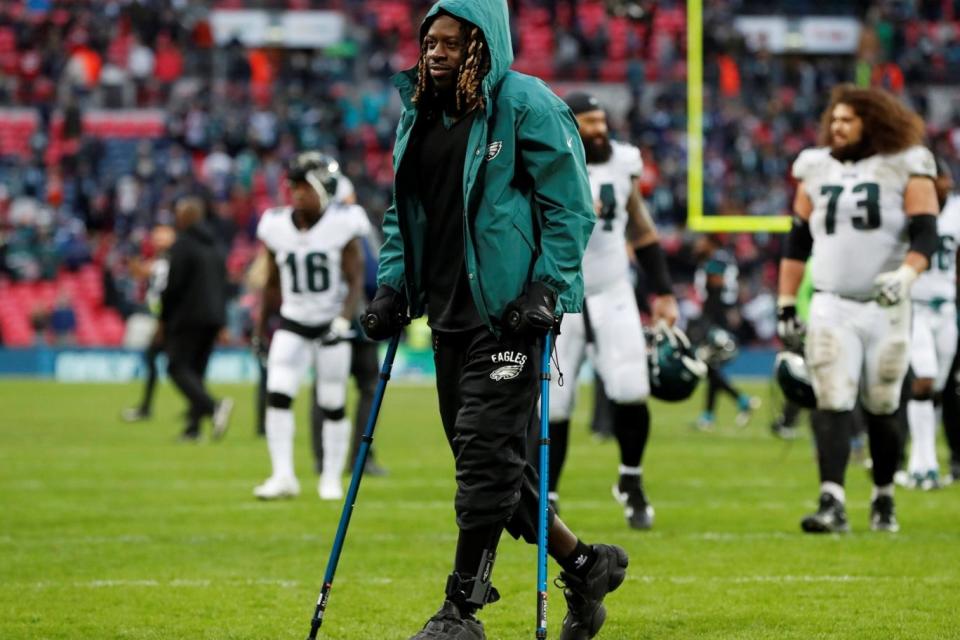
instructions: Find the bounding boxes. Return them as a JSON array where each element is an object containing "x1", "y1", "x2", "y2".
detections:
[
  {"x1": 801, "y1": 493, "x2": 850, "y2": 534},
  {"x1": 318, "y1": 473, "x2": 344, "y2": 501},
  {"x1": 612, "y1": 476, "x2": 654, "y2": 530},
  {"x1": 695, "y1": 411, "x2": 715, "y2": 432},
  {"x1": 870, "y1": 495, "x2": 900, "y2": 532},
  {"x1": 735, "y1": 395, "x2": 760, "y2": 427},
  {"x1": 556, "y1": 544, "x2": 629, "y2": 640},
  {"x1": 253, "y1": 476, "x2": 300, "y2": 500}
]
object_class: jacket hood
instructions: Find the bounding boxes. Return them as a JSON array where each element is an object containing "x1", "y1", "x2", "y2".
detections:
[
  {"x1": 396, "y1": 0, "x2": 513, "y2": 107},
  {"x1": 186, "y1": 220, "x2": 216, "y2": 245}
]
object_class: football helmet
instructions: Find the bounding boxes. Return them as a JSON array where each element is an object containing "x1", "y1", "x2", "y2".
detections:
[
  {"x1": 286, "y1": 151, "x2": 341, "y2": 211},
  {"x1": 647, "y1": 323, "x2": 707, "y2": 402},
  {"x1": 696, "y1": 326, "x2": 739, "y2": 367},
  {"x1": 774, "y1": 351, "x2": 817, "y2": 409}
]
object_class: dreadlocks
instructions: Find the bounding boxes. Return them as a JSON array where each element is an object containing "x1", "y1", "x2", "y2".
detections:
[{"x1": 413, "y1": 19, "x2": 490, "y2": 115}]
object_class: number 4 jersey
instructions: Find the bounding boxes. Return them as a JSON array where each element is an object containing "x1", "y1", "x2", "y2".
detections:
[
  {"x1": 257, "y1": 204, "x2": 371, "y2": 327},
  {"x1": 793, "y1": 145, "x2": 937, "y2": 299},
  {"x1": 582, "y1": 140, "x2": 643, "y2": 295}
]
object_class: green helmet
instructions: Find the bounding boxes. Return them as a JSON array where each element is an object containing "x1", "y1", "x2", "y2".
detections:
[
  {"x1": 648, "y1": 324, "x2": 708, "y2": 402},
  {"x1": 774, "y1": 351, "x2": 817, "y2": 409}
]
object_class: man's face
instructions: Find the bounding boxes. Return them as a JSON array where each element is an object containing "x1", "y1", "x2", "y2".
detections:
[
  {"x1": 423, "y1": 15, "x2": 465, "y2": 91},
  {"x1": 576, "y1": 109, "x2": 612, "y2": 164},
  {"x1": 289, "y1": 180, "x2": 321, "y2": 214},
  {"x1": 829, "y1": 103, "x2": 864, "y2": 151}
]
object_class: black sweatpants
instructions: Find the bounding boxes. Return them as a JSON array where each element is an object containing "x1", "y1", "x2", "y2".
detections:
[
  {"x1": 434, "y1": 327, "x2": 552, "y2": 544},
  {"x1": 166, "y1": 325, "x2": 220, "y2": 435},
  {"x1": 137, "y1": 338, "x2": 164, "y2": 414}
]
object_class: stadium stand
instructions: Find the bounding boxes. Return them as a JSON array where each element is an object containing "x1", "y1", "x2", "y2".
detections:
[{"x1": 2, "y1": 0, "x2": 960, "y2": 347}]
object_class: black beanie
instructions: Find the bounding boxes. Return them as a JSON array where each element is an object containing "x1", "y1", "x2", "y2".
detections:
[{"x1": 564, "y1": 91, "x2": 601, "y2": 115}]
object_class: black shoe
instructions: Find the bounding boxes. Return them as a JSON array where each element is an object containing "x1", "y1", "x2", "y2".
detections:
[
  {"x1": 611, "y1": 476, "x2": 654, "y2": 530},
  {"x1": 409, "y1": 601, "x2": 485, "y2": 640},
  {"x1": 363, "y1": 458, "x2": 389, "y2": 477},
  {"x1": 178, "y1": 430, "x2": 200, "y2": 443},
  {"x1": 556, "y1": 544, "x2": 629, "y2": 640},
  {"x1": 770, "y1": 417, "x2": 798, "y2": 440},
  {"x1": 120, "y1": 407, "x2": 150, "y2": 423},
  {"x1": 870, "y1": 495, "x2": 900, "y2": 532},
  {"x1": 801, "y1": 493, "x2": 849, "y2": 533}
]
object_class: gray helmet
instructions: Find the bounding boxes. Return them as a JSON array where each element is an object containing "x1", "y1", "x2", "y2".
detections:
[
  {"x1": 648, "y1": 324, "x2": 708, "y2": 402},
  {"x1": 774, "y1": 351, "x2": 817, "y2": 409},
  {"x1": 286, "y1": 152, "x2": 341, "y2": 211},
  {"x1": 696, "y1": 326, "x2": 739, "y2": 366}
]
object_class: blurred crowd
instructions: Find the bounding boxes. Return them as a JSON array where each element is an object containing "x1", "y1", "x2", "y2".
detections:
[{"x1": 3, "y1": 0, "x2": 960, "y2": 347}]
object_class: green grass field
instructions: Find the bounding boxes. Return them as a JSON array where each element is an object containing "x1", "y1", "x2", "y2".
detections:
[{"x1": 1, "y1": 379, "x2": 958, "y2": 639}]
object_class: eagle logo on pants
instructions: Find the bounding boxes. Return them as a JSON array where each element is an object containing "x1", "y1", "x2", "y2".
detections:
[{"x1": 490, "y1": 364, "x2": 522, "y2": 381}]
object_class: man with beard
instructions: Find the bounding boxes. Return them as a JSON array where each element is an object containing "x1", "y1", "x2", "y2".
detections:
[
  {"x1": 545, "y1": 92, "x2": 679, "y2": 530},
  {"x1": 362, "y1": 3, "x2": 628, "y2": 638},
  {"x1": 777, "y1": 85, "x2": 940, "y2": 533}
]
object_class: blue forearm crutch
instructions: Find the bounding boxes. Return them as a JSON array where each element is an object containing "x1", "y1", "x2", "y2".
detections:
[
  {"x1": 536, "y1": 330, "x2": 554, "y2": 639},
  {"x1": 306, "y1": 332, "x2": 401, "y2": 640}
]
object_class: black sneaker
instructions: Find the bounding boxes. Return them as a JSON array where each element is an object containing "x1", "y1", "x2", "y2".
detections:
[
  {"x1": 801, "y1": 493, "x2": 850, "y2": 533},
  {"x1": 870, "y1": 495, "x2": 900, "y2": 532},
  {"x1": 556, "y1": 544, "x2": 629, "y2": 640},
  {"x1": 409, "y1": 601, "x2": 485, "y2": 640},
  {"x1": 611, "y1": 476, "x2": 654, "y2": 530}
]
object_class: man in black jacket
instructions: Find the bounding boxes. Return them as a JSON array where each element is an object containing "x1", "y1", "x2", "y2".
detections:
[{"x1": 161, "y1": 196, "x2": 233, "y2": 441}]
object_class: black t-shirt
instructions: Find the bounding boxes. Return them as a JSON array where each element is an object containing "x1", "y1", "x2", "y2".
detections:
[{"x1": 411, "y1": 110, "x2": 484, "y2": 332}]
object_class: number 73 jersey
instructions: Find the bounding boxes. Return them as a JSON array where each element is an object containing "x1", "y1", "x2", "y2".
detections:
[
  {"x1": 793, "y1": 145, "x2": 937, "y2": 299},
  {"x1": 257, "y1": 204, "x2": 371, "y2": 327}
]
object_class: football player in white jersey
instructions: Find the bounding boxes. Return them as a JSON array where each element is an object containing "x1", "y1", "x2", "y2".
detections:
[
  {"x1": 548, "y1": 93, "x2": 679, "y2": 530},
  {"x1": 903, "y1": 159, "x2": 960, "y2": 489},
  {"x1": 777, "y1": 85, "x2": 940, "y2": 533},
  {"x1": 252, "y1": 153, "x2": 370, "y2": 500}
]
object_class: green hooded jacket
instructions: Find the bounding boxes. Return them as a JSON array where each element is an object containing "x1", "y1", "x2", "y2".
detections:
[{"x1": 376, "y1": 0, "x2": 596, "y2": 332}]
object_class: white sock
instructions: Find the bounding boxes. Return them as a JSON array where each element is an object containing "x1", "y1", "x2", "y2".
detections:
[
  {"x1": 821, "y1": 481, "x2": 845, "y2": 504},
  {"x1": 265, "y1": 407, "x2": 296, "y2": 480},
  {"x1": 907, "y1": 399, "x2": 938, "y2": 474},
  {"x1": 619, "y1": 465, "x2": 642, "y2": 476},
  {"x1": 321, "y1": 417, "x2": 351, "y2": 482},
  {"x1": 872, "y1": 484, "x2": 894, "y2": 500}
]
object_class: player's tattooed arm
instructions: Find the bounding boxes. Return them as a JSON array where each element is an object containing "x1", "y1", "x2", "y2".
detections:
[
  {"x1": 625, "y1": 182, "x2": 658, "y2": 249},
  {"x1": 257, "y1": 248, "x2": 281, "y2": 342},
  {"x1": 340, "y1": 237, "x2": 364, "y2": 321},
  {"x1": 626, "y1": 181, "x2": 677, "y2": 324}
]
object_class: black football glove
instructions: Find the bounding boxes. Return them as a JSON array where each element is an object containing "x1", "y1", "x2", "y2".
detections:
[
  {"x1": 503, "y1": 281, "x2": 558, "y2": 338},
  {"x1": 362, "y1": 285, "x2": 409, "y2": 341},
  {"x1": 776, "y1": 298, "x2": 805, "y2": 352}
]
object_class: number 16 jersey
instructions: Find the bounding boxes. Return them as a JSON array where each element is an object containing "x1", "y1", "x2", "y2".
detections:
[
  {"x1": 793, "y1": 145, "x2": 936, "y2": 299},
  {"x1": 257, "y1": 204, "x2": 371, "y2": 327}
]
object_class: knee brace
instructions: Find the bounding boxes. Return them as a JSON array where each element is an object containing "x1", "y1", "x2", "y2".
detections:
[
  {"x1": 267, "y1": 392, "x2": 293, "y2": 409},
  {"x1": 444, "y1": 549, "x2": 501, "y2": 614},
  {"x1": 322, "y1": 406, "x2": 346, "y2": 420}
]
